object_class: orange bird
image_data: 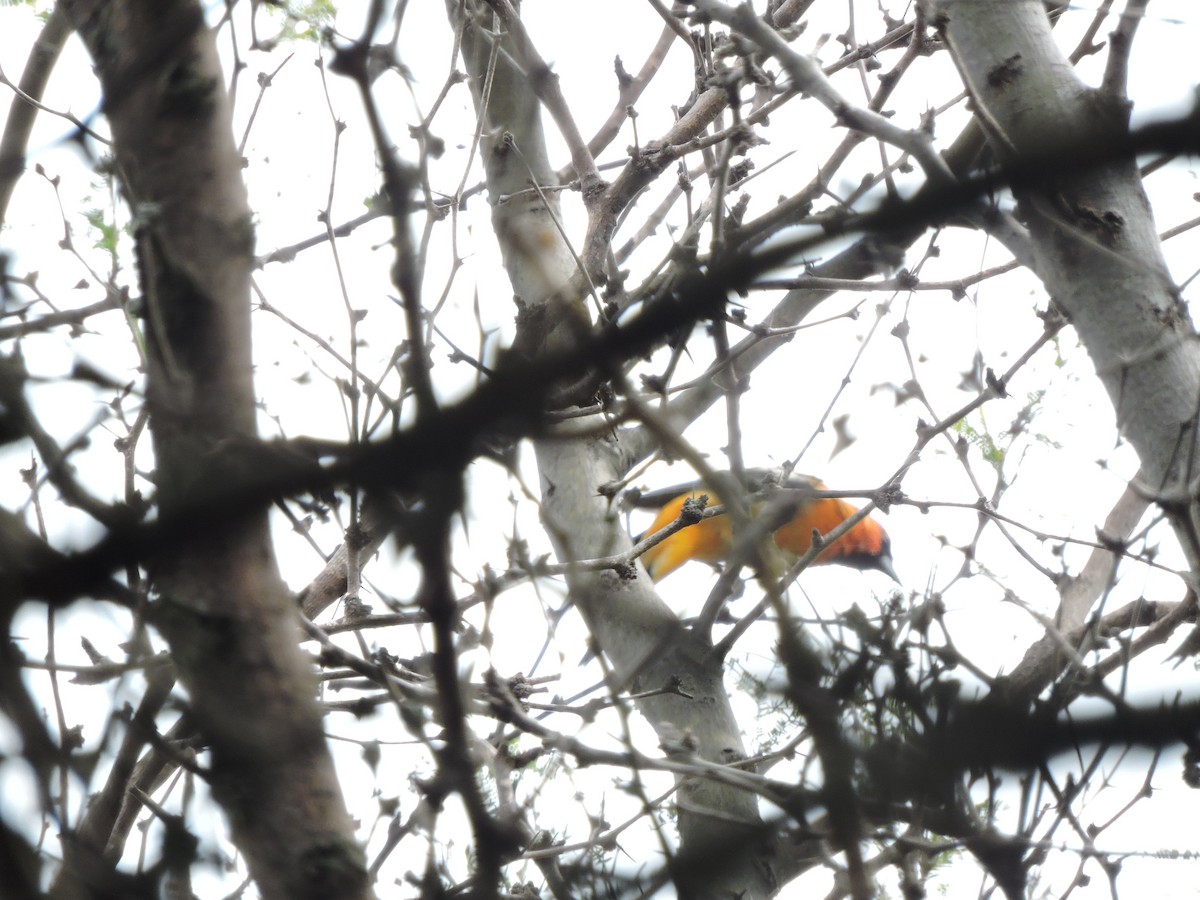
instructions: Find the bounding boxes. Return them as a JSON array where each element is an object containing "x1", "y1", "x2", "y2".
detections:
[{"x1": 636, "y1": 470, "x2": 897, "y2": 582}]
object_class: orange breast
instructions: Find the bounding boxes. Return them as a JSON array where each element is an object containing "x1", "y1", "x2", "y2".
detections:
[
  {"x1": 638, "y1": 481, "x2": 894, "y2": 581},
  {"x1": 638, "y1": 492, "x2": 732, "y2": 581}
]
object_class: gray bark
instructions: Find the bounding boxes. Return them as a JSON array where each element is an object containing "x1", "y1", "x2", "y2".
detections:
[
  {"x1": 926, "y1": 0, "x2": 1200, "y2": 561},
  {"x1": 453, "y1": 2, "x2": 781, "y2": 895},
  {"x1": 53, "y1": 4, "x2": 368, "y2": 898}
]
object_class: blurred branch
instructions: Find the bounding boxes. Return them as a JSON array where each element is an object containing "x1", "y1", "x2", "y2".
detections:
[
  {"x1": 998, "y1": 480, "x2": 1151, "y2": 702},
  {"x1": 0, "y1": 7, "x2": 72, "y2": 227}
]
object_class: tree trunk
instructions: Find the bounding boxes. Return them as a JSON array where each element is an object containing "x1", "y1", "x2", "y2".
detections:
[
  {"x1": 926, "y1": 0, "x2": 1200, "y2": 565},
  {"x1": 453, "y1": 1, "x2": 782, "y2": 894},
  {"x1": 53, "y1": 4, "x2": 367, "y2": 898}
]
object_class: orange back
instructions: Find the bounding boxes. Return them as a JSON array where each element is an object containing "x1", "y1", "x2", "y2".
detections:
[{"x1": 771, "y1": 493, "x2": 891, "y2": 570}]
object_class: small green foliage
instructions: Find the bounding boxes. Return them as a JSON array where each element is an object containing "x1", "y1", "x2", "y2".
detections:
[
  {"x1": 1049, "y1": 331, "x2": 1066, "y2": 367},
  {"x1": 81, "y1": 170, "x2": 127, "y2": 273},
  {"x1": 84, "y1": 206, "x2": 120, "y2": 262},
  {"x1": 269, "y1": 0, "x2": 336, "y2": 44},
  {"x1": 295, "y1": 0, "x2": 336, "y2": 23},
  {"x1": 953, "y1": 417, "x2": 1004, "y2": 467}
]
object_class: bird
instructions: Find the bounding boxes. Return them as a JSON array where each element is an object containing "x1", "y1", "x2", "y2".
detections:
[{"x1": 634, "y1": 469, "x2": 897, "y2": 582}]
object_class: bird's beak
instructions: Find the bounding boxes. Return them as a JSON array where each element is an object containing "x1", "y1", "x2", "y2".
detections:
[{"x1": 876, "y1": 554, "x2": 901, "y2": 584}]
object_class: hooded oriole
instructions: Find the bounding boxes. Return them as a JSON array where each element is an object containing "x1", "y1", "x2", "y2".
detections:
[{"x1": 636, "y1": 470, "x2": 897, "y2": 582}]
